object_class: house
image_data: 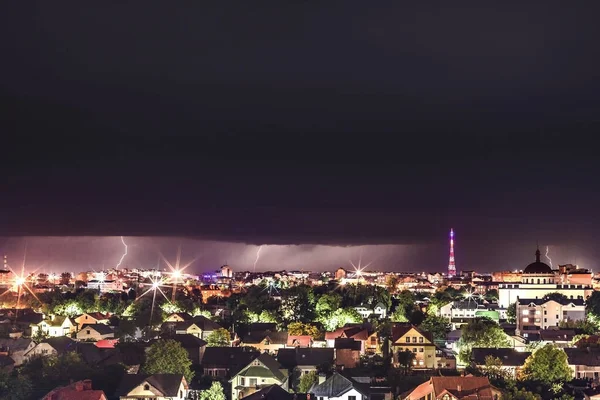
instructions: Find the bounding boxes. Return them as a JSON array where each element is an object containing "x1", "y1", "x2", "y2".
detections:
[
  {"x1": 115, "y1": 374, "x2": 188, "y2": 400},
  {"x1": 229, "y1": 353, "x2": 289, "y2": 400},
  {"x1": 471, "y1": 348, "x2": 531, "y2": 378},
  {"x1": 287, "y1": 335, "x2": 313, "y2": 348},
  {"x1": 277, "y1": 347, "x2": 335, "y2": 388},
  {"x1": 326, "y1": 326, "x2": 379, "y2": 355},
  {"x1": 31, "y1": 315, "x2": 77, "y2": 338},
  {"x1": 0, "y1": 337, "x2": 35, "y2": 366},
  {"x1": 74, "y1": 312, "x2": 110, "y2": 327},
  {"x1": 24, "y1": 336, "x2": 77, "y2": 359},
  {"x1": 14, "y1": 311, "x2": 44, "y2": 336},
  {"x1": 161, "y1": 315, "x2": 222, "y2": 340},
  {"x1": 164, "y1": 312, "x2": 192, "y2": 323},
  {"x1": 77, "y1": 324, "x2": 115, "y2": 341},
  {"x1": 390, "y1": 324, "x2": 437, "y2": 369},
  {"x1": 77, "y1": 342, "x2": 123, "y2": 368},
  {"x1": 42, "y1": 379, "x2": 107, "y2": 400},
  {"x1": 309, "y1": 371, "x2": 374, "y2": 400},
  {"x1": 202, "y1": 347, "x2": 260, "y2": 378},
  {"x1": 155, "y1": 334, "x2": 207, "y2": 364},
  {"x1": 402, "y1": 376, "x2": 501, "y2": 400},
  {"x1": 241, "y1": 331, "x2": 289, "y2": 354},
  {"x1": 515, "y1": 298, "x2": 585, "y2": 338},
  {"x1": 334, "y1": 338, "x2": 361, "y2": 369},
  {"x1": 565, "y1": 347, "x2": 600, "y2": 381}
]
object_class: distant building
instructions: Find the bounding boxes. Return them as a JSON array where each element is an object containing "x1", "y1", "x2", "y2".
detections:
[
  {"x1": 335, "y1": 268, "x2": 347, "y2": 281},
  {"x1": 498, "y1": 248, "x2": 592, "y2": 308},
  {"x1": 401, "y1": 376, "x2": 501, "y2": 400},
  {"x1": 87, "y1": 279, "x2": 121, "y2": 293},
  {"x1": 221, "y1": 265, "x2": 233, "y2": 278},
  {"x1": 515, "y1": 298, "x2": 585, "y2": 338}
]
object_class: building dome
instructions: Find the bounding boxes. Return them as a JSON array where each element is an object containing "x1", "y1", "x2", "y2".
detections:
[{"x1": 523, "y1": 249, "x2": 552, "y2": 274}]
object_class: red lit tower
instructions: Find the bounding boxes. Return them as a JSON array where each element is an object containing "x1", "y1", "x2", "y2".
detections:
[{"x1": 448, "y1": 228, "x2": 456, "y2": 277}]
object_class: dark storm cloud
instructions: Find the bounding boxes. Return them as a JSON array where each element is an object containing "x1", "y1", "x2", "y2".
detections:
[{"x1": 1, "y1": 2, "x2": 600, "y2": 271}]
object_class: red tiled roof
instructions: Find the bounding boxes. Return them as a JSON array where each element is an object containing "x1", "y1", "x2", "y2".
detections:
[
  {"x1": 406, "y1": 377, "x2": 495, "y2": 400},
  {"x1": 42, "y1": 380, "x2": 106, "y2": 400},
  {"x1": 95, "y1": 339, "x2": 119, "y2": 349},
  {"x1": 287, "y1": 335, "x2": 312, "y2": 347},
  {"x1": 325, "y1": 327, "x2": 369, "y2": 341}
]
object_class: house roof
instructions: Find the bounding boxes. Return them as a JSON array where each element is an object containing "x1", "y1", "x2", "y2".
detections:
[
  {"x1": 248, "y1": 322, "x2": 277, "y2": 332},
  {"x1": 241, "y1": 384, "x2": 308, "y2": 400},
  {"x1": 233, "y1": 353, "x2": 286, "y2": 382},
  {"x1": 334, "y1": 338, "x2": 361, "y2": 351},
  {"x1": 80, "y1": 324, "x2": 114, "y2": 335},
  {"x1": 95, "y1": 339, "x2": 119, "y2": 349},
  {"x1": 115, "y1": 374, "x2": 186, "y2": 397},
  {"x1": 43, "y1": 336, "x2": 77, "y2": 354},
  {"x1": 325, "y1": 326, "x2": 369, "y2": 341},
  {"x1": 471, "y1": 348, "x2": 531, "y2": 367},
  {"x1": 0, "y1": 355, "x2": 15, "y2": 368},
  {"x1": 539, "y1": 329, "x2": 576, "y2": 341},
  {"x1": 44, "y1": 315, "x2": 75, "y2": 328},
  {"x1": 77, "y1": 342, "x2": 122, "y2": 366},
  {"x1": 243, "y1": 331, "x2": 288, "y2": 345},
  {"x1": 517, "y1": 298, "x2": 585, "y2": 307},
  {"x1": 80, "y1": 312, "x2": 110, "y2": 321},
  {"x1": 565, "y1": 348, "x2": 600, "y2": 366},
  {"x1": 41, "y1": 380, "x2": 106, "y2": 400},
  {"x1": 169, "y1": 312, "x2": 192, "y2": 321},
  {"x1": 277, "y1": 348, "x2": 334, "y2": 369},
  {"x1": 164, "y1": 334, "x2": 207, "y2": 349},
  {"x1": 310, "y1": 372, "x2": 367, "y2": 397},
  {"x1": 16, "y1": 312, "x2": 44, "y2": 325},
  {"x1": 191, "y1": 315, "x2": 222, "y2": 331},
  {"x1": 287, "y1": 335, "x2": 313, "y2": 347},
  {"x1": 0, "y1": 337, "x2": 33, "y2": 352},
  {"x1": 406, "y1": 377, "x2": 496, "y2": 400},
  {"x1": 202, "y1": 347, "x2": 260, "y2": 372}
]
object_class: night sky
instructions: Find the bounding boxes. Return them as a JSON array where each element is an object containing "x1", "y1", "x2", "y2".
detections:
[{"x1": 1, "y1": 3, "x2": 600, "y2": 273}]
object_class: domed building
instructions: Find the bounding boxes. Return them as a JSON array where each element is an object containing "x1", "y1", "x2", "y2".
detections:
[{"x1": 498, "y1": 248, "x2": 593, "y2": 308}]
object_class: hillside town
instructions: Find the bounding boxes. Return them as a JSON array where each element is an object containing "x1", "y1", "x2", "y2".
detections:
[{"x1": 0, "y1": 243, "x2": 598, "y2": 399}]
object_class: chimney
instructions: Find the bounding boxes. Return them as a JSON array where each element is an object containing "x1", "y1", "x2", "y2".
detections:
[
  {"x1": 74, "y1": 381, "x2": 84, "y2": 392},
  {"x1": 457, "y1": 384, "x2": 461, "y2": 393},
  {"x1": 318, "y1": 373, "x2": 326, "y2": 384},
  {"x1": 83, "y1": 379, "x2": 92, "y2": 390}
]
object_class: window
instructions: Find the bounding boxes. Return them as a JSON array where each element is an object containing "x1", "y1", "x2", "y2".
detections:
[
  {"x1": 143, "y1": 384, "x2": 150, "y2": 391},
  {"x1": 544, "y1": 318, "x2": 547, "y2": 323},
  {"x1": 544, "y1": 310, "x2": 547, "y2": 315},
  {"x1": 412, "y1": 337, "x2": 417, "y2": 343},
  {"x1": 556, "y1": 315, "x2": 559, "y2": 319},
  {"x1": 413, "y1": 348, "x2": 417, "y2": 353},
  {"x1": 523, "y1": 318, "x2": 529, "y2": 323},
  {"x1": 240, "y1": 377, "x2": 245, "y2": 386},
  {"x1": 419, "y1": 337, "x2": 423, "y2": 343},
  {"x1": 522, "y1": 310, "x2": 529, "y2": 315},
  {"x1": 348, "y1": 396, "x2": 356, "y2": 400},
  {"x1": 406, "y1": 337, "x2": 410, "y2": 343},
  {"x1": 419, "y1": 348, "x2": 424, "y2": 352},
  {"x1": 86, "y1": 330, "x2": 91, "y2": 334},
  {"x1": 249, "y1": 378, "x2": 257, "y2": 386},
  {"x1": 371, "y1": 337, "x2": 377, "y2": 344}
]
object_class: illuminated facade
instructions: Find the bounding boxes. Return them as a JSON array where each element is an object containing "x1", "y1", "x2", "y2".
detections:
[{"x1": 498, "y1": 249, "x2": 592, "y2": 308}]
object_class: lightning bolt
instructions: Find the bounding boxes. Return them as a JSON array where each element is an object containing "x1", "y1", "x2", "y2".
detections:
[
  {"x1": 116, "y1": 236, "x2": 128, "y2": 269},
  {"x1": 253, "y1": 245, "x2": 263, "y2": 272},
  {"x1": 545, "y1": 245, "x2": 553, "y2": 267}
]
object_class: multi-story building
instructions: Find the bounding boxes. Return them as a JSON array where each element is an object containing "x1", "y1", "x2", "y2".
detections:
[
  {"x1": 498, "y1": 249, "x2": 592, "y2": 308},
  {"x1": 390, "y1": 324, "x2": 437, "y2": 369},
  {"x1": 515, "y1": 298, "x2": 585, "y2": 338}
]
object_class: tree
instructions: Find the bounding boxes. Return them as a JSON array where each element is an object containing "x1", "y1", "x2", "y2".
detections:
[
  {"x1": 298, "y1": 371, "x2": 318, "y2": 393},
  {"x1": 521, "y1": 344, "x2": 571, "y2": 385},
  {"x1": 206, "y1": 328, "x2": 231, "y2": 347},
  {"x1": 587, "y1": 291, "x2": 600, "y2": 318},
  {"x1": 142, "y1": 339, "x2": 194, "y2": 383},
  {"x1": 419, "y1": 315, "x2": 451, "y2": 342},
  {"x1": 397, "y1": 349, "x2": 416, "y2": 375},
  {"x1": 559, "y1": 319, "x2": 598, "y2": 334},
  {"x1": 288, "y1": 322, "x2": 320, "y2": 338},
  {"x1": 506, "y1": 302, "x2": 517, "y2": 324},
  {"x1": 458, "y1": 318, "x2": 511, "y2": 364},
  {"x1": 0, "y1": 371, "x2": 33, "y2": 400},
  {"x1": 542, "y1": 292, "x2": 569, "y2": 303},
  {"x1": 199, "y1": 381, "x2": 226, "y2": 400},
  {"x1": 479, "y1": 356, "x2": 512, "y2": 388},
  {"x1": 315, "y1": 293, "x2": 342, "y2": 318},
  {"x1": 390, "y1": 308, "x2": 409, "y2": 322},
  {"x1": 386, "y1": 275, "x2": 399, "y2": 294},
  {"x1": 320, "y1": 308, "x2": 361, "y2": 331},
  {"x1": 59, "y1": 272, "x2": 72, "y2": 285},
  {"x1": 501, "y1": 387, "x2": 542, "y2": 400},
  {"x1": 485, "y1": 289, "x2": 499, "y2": 302}
]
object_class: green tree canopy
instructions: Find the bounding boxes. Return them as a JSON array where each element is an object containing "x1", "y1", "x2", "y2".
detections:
[
  {"x1": 485, "y1": 289, "x2": 499, "y2": 302},
  {"x1": 142, "y1": 339, "x2": 194, "y2": 383},
  {"x1": 320, "y1": 308, "x2": 362, "y2": 331},
  {"x1": 522, "y1": 344, "x2": 571, "y2": 385},
  {"x1": 587, "y1": 291, "x2": 600, "y2": 318},
  {"x1": 419, "y1": 314, "x2": 451, "y2": 342},
  {"x1": 298, "y1": 371, "x2": 318, "y2": 393},
  {"x1": 397, "y1": 349, "x2": 416, "y2": 375},
  {"x1": 542, "y1": 292, "x2": 569, "y2": 303},
  {"x1": 199, "y1": 381, "x2": 226, "y2": 400},
  {"x1": 458, "y1": 318, "x2": 511, "y2": 364},
  {"x1": 287, "y1": 322, "x2": 320, "y2": 338},
  {"x1": 315, "y1": 293, "x2": 342, "y2": 318},
  {"x1": 506, "y1": 302, "x2": 517, "y2": 324},
  {"x1": 0, "y1": 371, "x2": 33, "y2": 400},
  {"x1": 206, "y1": 328, "x2": 231, "y2": 347}
]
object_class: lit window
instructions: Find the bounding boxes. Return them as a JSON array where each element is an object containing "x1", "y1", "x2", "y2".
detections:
[
  {"x1": 522, "y1": 310, "x2": 529, "y2": 315},
  {"x1": 523, "y1": 318, "x2": 529, "y2": 322}
]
